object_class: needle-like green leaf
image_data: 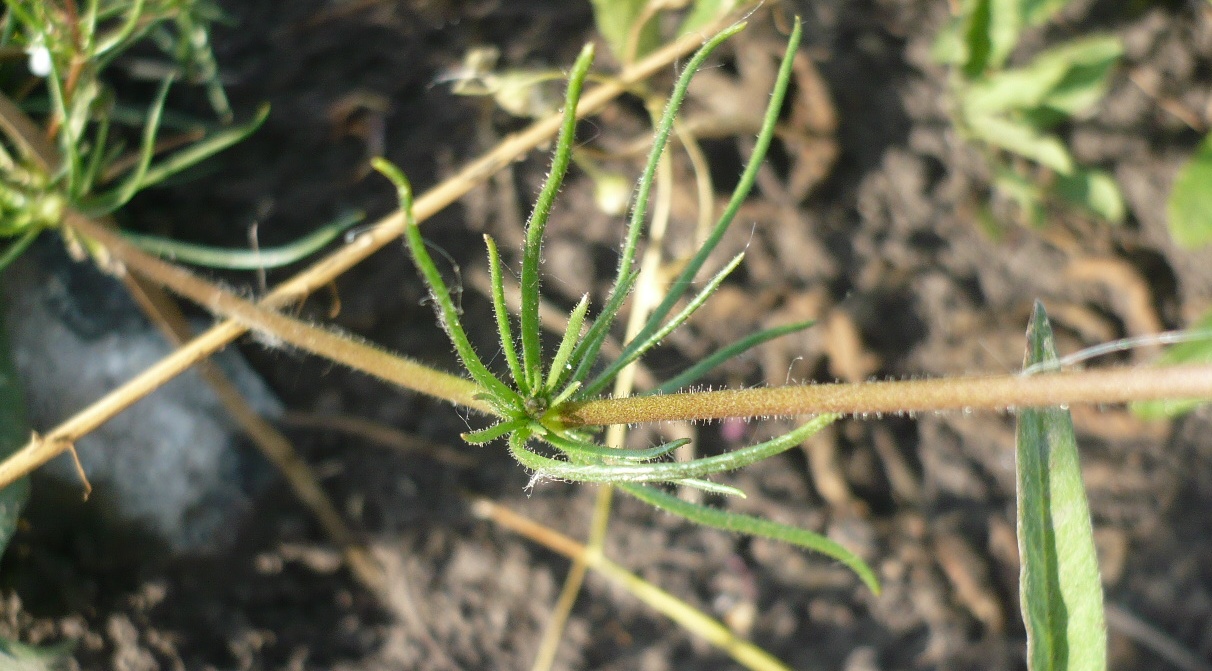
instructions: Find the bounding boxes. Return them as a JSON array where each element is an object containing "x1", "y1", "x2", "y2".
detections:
[
  {"x1": 612, "y1": 18, "x2": 801, "y2": 376},
  {"x1": 373, "y1": 158, "x2": 519, "y2": 405},
  {"x1": 83, "y1": 75, "x2": 175, "y2": 215},
  {"x1": 484, "y1": 234, "x2": 529, "y2": 395},
  {"x1": 671, "y1": 478, "x2": 747, "y2": 498},
  {"x1": 648, "y1": 320, "x2": 815, "y2": 395},
  {"x1": 544, "y1": 430, "x2": 689, "y2": 462},
  {"x1": 582, "y1": 251, "x2": 744, "y2": 397},
  {"x1": 517, "y1": 414, "x2": 836, "y2": 484},
  {"x1": 545, "y1": 293, "x2": 590, "y2": 392},
  {"x1": 128, "y1": 104, "x2": 268, "y2": 192},
  {"x1": 121, "y1": 210, "x2": 364, "y2": 269},
  {"x1": 0, "y1": 229, "x2": 40, "y2": 272},
  {"x1": 519, "y1": 44, "x2": 596, "y2": 391},
  {"x1": 566, "y1": 22, "x2": 747, "y2": 385},
  {"x1": 619, "y1": 482, "x2": 880, "y2": 594},
  {"x1": 463, "y1": 418, "x2": 529, "y2": 445}
]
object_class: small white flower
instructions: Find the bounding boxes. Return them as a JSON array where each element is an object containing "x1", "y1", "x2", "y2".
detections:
[{"x1": 27, "y1": 39, "x2": 51, "y2": 77}]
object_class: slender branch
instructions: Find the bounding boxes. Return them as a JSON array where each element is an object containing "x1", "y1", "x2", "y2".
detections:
[
  {"x1": 75, "y1": 212, "x2": 493, "y2": 411},
  {"x1": 561, "y1": 365, "x2": 1212, "y2": 426},
  {"x1": 121, "y1": 275, "x2": 389, "y2": 596}
]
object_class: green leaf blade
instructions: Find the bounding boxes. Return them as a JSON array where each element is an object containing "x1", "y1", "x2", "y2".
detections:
[
  {"x1": 648, "y1": 320, "x2": 815, "y2": 395},
  {"x1": 1167, "y1": 131, "x2": 1212, "y2": 249},
  {"x1": 130, "y1": 104, "x2": 268, "y2": 192},
  {"x1": 1031, "y1": 36, "x2": 1122, "y2": 118},
  {"x1": 372, "y1": 158, "x2": 518, "y2": 405},
  {"x1": 967, "y1": 115, "x2": 1074, "y2": 174},
  {"x1": 484, "y1": 234, "x2": 528, "y2": 395},
  {"x1": 589, "y1": 0, "x2": 657, "y2": 62},
  {"x1": 519, "y1": 44, "x2": 595, "y2": 392},
  {"x1": 1054, "y1": 167, "x2": 1124, "y2": 225},
  {"x1": 1017, "y1": 302, "x2": 1107, "y2": 671},
  {"x1": 609, "y1": 19, "x2": 801, "y2": 384},
  {"x1": 121, "y1": 210, "x2": 364, "y2": 269}
]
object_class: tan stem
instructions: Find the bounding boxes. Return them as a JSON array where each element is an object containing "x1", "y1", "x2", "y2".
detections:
[
  {"x1": 74, "y1": 212, "x2": 491, "y2": 410},
  {"x1": 121, "y1": 276, "x2": 388, "y2": 596},
  {"x1": 0, "y1": 212, "x2": 488, "y2": 490},
  {"x1": 561, "y1": 365, "x2": 1212, "y2": 426}
]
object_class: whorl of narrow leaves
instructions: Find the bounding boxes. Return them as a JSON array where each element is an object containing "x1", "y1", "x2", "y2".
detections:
[{"x1": 373, "y1": 18, "x2": 879, "y2": 592}]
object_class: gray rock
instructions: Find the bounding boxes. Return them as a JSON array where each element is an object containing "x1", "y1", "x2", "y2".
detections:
[{"x1": 3, "y1": 240, "x2": 279, "y2": 552}]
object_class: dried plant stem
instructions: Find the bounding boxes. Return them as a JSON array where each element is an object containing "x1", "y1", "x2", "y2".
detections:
[
  {"x1": 0, "y1": 28, "x2": 721, "y2": 489},
  {"x1": 74, "y1": 216, "x2": 492, "y2": 411},
  {"x1": 471, "y1": 496, "x2": 792, "y2": 671},
  {"x1": 0, "y1": 211, "x2": 487, "y2": 489},
  {"x1": 563, "y1": 366, "x2": 1212, "y2": 426},
  {"x1": 120, "y1": 277, "x2": 389, "y2": 596}
]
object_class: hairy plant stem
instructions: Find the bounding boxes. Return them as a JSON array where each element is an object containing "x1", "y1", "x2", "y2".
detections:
[
  {"x1": 0, "y1": 25, "x2": 729, "y2": 489},
  {"x1": 561, "y1": 366, "x2": 1212, "y2": 426},
  {"x1": 25, "y1": 208, "x2": 1212, "y2": 458},
  {"x1": 19, "y1": 209, "x2": 1211, "y2": 496}
]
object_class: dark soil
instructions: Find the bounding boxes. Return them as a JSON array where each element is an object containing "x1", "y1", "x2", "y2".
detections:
[{"x1": 4, "y1": 1, "x2": 1212, "y2": 669}]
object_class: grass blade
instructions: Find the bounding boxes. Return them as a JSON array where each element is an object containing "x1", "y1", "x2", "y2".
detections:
[
  {"x1": 519, "y1": 44, "x2": 596, "y2": 391},
  {"x1": 1017, "y1": 301, "x2": 1107, "y2": 671},
  {"x1": 619, "y1": 482, "x2": 879, "y2": 594}
]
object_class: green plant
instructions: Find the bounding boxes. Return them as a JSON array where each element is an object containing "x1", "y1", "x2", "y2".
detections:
[
  {"x1": 1167, "y1": 131, "x2": 1212, "y2": 249},
  {"x1": 0, "y1": 1, "x2": 267, "y2": 266},
  {"x1": 1, "y1": 7, "x2": 1210, "y2": 668},
  {"x1": 933, "y1": 0, "x2": 1125, "y2": 228},
  {"x1": 374, "y1": 18, "x2": 879, "y2": 593},
  {"x1": 0, "y1": 1, "x2": 361, "y2": 273},
  {"x1": 1017, "y1": 303, "x2": 1107, "y2": 671}
]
